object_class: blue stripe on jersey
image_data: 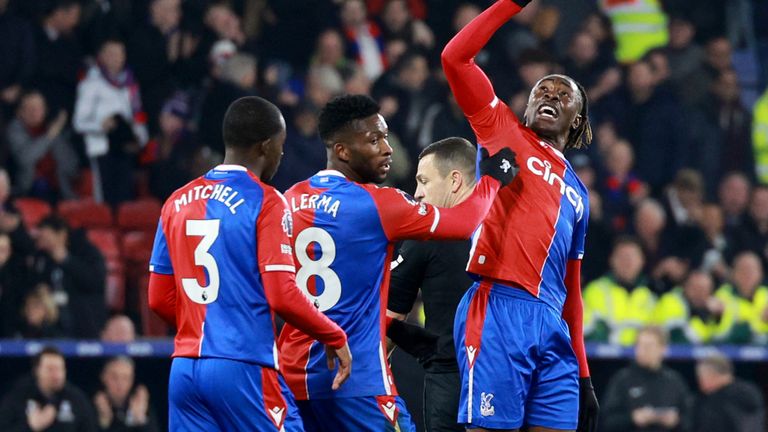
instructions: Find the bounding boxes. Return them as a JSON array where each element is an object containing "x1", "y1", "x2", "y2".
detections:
[
  {"x1": 196, "y1": 171, "x2": 276, "y2": 367},
  {"x1": 300, "y1": 174, "x2": 390, "y2": 399},
  {"x1": 537, "y1": 162, "x2": 588, "y2": 311}
]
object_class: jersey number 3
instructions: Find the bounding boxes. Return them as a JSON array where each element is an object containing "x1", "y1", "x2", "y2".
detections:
[
  {"x1": 295, "y1": 227, "x2": 341, "y2": 312},
  {"x1": 182, "y1": 219, "x2": 220, "y2": 304}
]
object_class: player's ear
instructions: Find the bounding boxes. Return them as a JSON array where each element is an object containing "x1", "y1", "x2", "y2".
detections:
[
  {"x1": 333, "y1": 142, "x2": 350, "y2": 162},
  {"x1": 450, "y1": 170, "x2": 463, "y2": 193},
  {"x1": 571, "y1": 114, "x2": 582, "y2": 130}
]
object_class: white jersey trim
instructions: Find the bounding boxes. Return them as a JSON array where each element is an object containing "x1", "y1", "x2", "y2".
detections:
[
  {"x1": 214, "y1": 164, "x2": 248, "y2": 171},
  {"x1": 430, "y1": 207, "x2": 441, "y2": 233},
  {"x1": 378, "y1": 343, "x2": 393, "y2": 395},
  {"x1": 265, "y1": 264, "x2": 296, "y2": 273},
  {"x1": 316, "y1": 169, "x2": 346, "y2": 178}
]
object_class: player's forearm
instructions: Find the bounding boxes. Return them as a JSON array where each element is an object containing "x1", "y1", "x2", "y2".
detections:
[
  {"x1": 148, "y1": 272, "x2": 177, "y2": 325},
  {"x1": 263, "y1": 271, "x2": 347, "y2": 349},
  {"x1": 431, "y1": 176, "x2": 500, "y2": 240},
  {"x1": 441, "y1": 0, "x2": 523, "y2": 116},
  {"x1": 563, "y1": 259, "x2": 590, "y2": 377}
]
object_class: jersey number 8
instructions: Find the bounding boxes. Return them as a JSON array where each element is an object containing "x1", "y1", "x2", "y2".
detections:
[{"x1": 295, "y1": 227, "x2": 341, "y2": 312}]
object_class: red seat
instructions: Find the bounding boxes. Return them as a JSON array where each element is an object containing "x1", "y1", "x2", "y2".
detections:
[
  {"x1": 14, "y1": 198, "x2": 52, "y2": 228},
  {"x1": 121, "y1": 230, "x2": 155, "y2": 264},
  {"x1": 104, "y1": 258, "x2": 125, "y2": 311},
  {"x1": 117, "y1": 199, "x2": 162, "y2": 231},
  {"x1": 87, "y1": 229, "x2": 120, "y2": 260},
  {"x1": 58, "y1": 199, "x2": 113, "y2": 229}
]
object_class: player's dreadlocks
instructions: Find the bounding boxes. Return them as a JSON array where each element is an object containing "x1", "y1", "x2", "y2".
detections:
[
  {"x1": 567, "y1": 80, "x2": 593, "y2": 151},
  {"x1": 318, "y1": 94, "x2": 381, "y2": 146}
]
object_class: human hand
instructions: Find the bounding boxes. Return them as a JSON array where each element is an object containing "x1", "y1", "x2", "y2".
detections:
[
  {"x1": 128, "y1": 385, "x2": 149, "y2": 425},
  {"x1": 325, "y1": 342, "x2": 352, "y2": 390},
  {"x1": 27, "y1": 402, "x2": 57, "y2": 432},
  {"x1": 632, "y1": 407, "x2": 655, "y2": 427},
  {"x1": 94, "y1": 391, "x2": 113, "y2": 428}
]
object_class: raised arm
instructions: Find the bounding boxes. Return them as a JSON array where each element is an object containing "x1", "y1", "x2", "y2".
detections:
[{"x1": 441, "y1": 0, "x2": 527, "y2": 116}]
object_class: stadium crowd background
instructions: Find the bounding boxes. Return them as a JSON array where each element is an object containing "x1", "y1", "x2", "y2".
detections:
[{"x1": 0, "y1": 0, "x2": 767, "y2": 430}]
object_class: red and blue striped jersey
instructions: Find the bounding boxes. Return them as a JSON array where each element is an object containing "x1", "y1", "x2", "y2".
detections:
[
  {"x1": 467, "y1": 98, "x2": 590, "y2": 313},
  {"x1": 279, "y1": 170, "x2": 449, "y2": 400},
  {"x1": 149, "y1": 165, "x2": 296, "y2": 367}
]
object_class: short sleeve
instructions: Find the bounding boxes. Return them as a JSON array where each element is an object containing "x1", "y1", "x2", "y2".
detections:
[
  {"x1": 388, "y1": 240, "x2": 429, "y2": 314},
  {"x1": 257, "y1": 189, "x2": 297, "y2": 273},
  {"x1": 149, "y1": 219, "x2": 173, "y2": 274},
  {"x1": 367, "y1": 186, "x2": 441, "y2": 242},
  {"x1": 569, "y1": 189, "x2": 589, "y2": 260}
]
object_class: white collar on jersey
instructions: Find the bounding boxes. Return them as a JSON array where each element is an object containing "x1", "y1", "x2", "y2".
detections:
[
  {"x1": 316, "y1": 169, "x2": 346, "y2": 178},
  {"x1": 213, "y1": 164, "x2": 248, "y2": 172}
]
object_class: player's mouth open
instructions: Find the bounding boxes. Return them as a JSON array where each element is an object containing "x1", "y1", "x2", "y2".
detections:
[
  {"x1": 537, "y1": 104, "x2": 558, "y2": 120},
  {"x1": 380, "y1": 160, "x2": 391, "y2": 171}
]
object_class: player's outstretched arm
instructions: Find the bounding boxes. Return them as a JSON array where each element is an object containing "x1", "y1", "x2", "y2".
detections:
[
  {"x1": 148, "y1": 272, "x2": 177, "y2": 326},
  {"x1": 441, "y1": 0, "x2": 529, "y2": 117},
  {"x1": 563, "y1": 259, "x2": 599, "y2": 432},
  {"x1": 262, "y1": 271, "x2": 352, "y2": 389}
]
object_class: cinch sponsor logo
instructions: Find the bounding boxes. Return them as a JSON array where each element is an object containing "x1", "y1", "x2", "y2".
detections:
[{"x1": 526, "y1": 156, "x2": 584, "y2": 220}]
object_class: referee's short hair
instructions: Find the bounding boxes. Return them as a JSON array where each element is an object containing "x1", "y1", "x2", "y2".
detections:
[{"x1": 418, "y1": 137, "x2": 476, "y2": 178}]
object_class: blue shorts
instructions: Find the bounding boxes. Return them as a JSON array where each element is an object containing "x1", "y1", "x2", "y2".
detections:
[
  {"x1": 454, "y1": 281, "x2": 579, "y2": 430},
  {"x1": 297, "y1": 395, "x2": 415, "y2": 432},
  {"x1": 169, "y1": 357, "x2": 303, "y2": 431}
]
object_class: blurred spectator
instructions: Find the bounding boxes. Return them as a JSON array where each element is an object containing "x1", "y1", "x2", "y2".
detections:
[
  {"x1": 662, "y1": 169, "x2": 704, "y2": 230},
  {"x1": 271, "y1": 103, "x2": 325, "y2": 192},
  {"x1": 0, "y1": 0, "x2": 35, "y2": 116},
  {"x1": 693, "y1": 354, "x2": 765, "y2": 432},
  {"x1": 373, "y1": 49, "x2": 437, "y2": 152},
  {"x1": 0, "y1": 169, "x2": 35, "y2": 257},
  {"x1": 16, "y1": 284, "x2": 62, "y2": 339},
  {"x1": 310, "y1": 29, "x2": 352, "y2": 74},
  {"x1": 304, "y1": 64, "x2": 345, "y2": 109},
  {"x1": 31, "y1": 0, "x2": 83, "y2": 114},
  {"x1": 380, "y1": 0, "x2": 434, "y2": 50},
  {"x1": 602, "y1": 60, "x2": 687, "y2": 194},
  {"x1": 575, "y1": 155, "x2": 614, "y2": 282},
  {"x1": 340, "y1": 0, "x2": 386, "y2": 80},
  {"x1": 600, "y1": 139, "x2": 648, "y2": 232},
  {"x1": 665, "y1": 17, "x2": 704, "y2": 89},
  {"x1": 583, "y1": 236, "x2": 656, "y2": 345},
  {"x1": 687, "y1": 69, "x2": 755, "y2": 197},
  {"x1": 0, "y1": 231, "x2": 31, "y2": 336},
  {"x1": 127, "y1": 0, "x2": 181, "y2": 128},
  {"x1": 417, "y1": 93, "x2": 473, "y2": 151},
  {"x1": 717, "y1": 171, "x2": 751, "y2": 227},
  {"x1": 73, "y1": 38, "x2": 149, "y2": 206},
  {"x1": 580, "y1": 13, "x2": 617, "y2": 73},
  {"x1": 100, "y1": 315, "x2": 136, "y2": 343},
  {"x1": 714, "y1": 252, "x2": 768, "y2": 344},
  {"x1": 560, "y1": 30, "x2": 621, "y2": 106},
  {"x1": 654, "y1": 271, "x2": 729, "y2": 344},
  {"x1": 32, "y1": 216, "x2": 106, "y2": 338},
  {"x1": 199, "y1": 53, "x2": 257, "y2": 156},
  {"x1": 342, "y1": 65, "x2": 372, "y2": 96},
  {"x1": 599, "y1": 0, "x2": 668, "y2": 64},
  {"x1": 143, "y1": 92, "x2": 199, "y2": 201},
  {"x1": 728, "y1": 185, "x2": 768, "y2": 269},
  {"x1": 699, "y1": 203, "x2": 731, "y2": 281},
  {"x1": 681, "y1": 36, "x2": 732, "y2": 108},
  {"x1": 754, "y1": 87, "x2": 768, "y2": 183},
  {"x1": 633, "y1": 199, "x2": 668, "y2": 275},
  {"x1": 0, "y1": 346, "x2": 98, "y2": 431},
  {"x1": 7, "y1": 90, "x2": 77, "y2": 199},
  {"x1": 93, "y1": 356, "x2": 159, "y2": 432},
  {"x1": 601, "y1": 326, "x2": 691, "y2": 432}
]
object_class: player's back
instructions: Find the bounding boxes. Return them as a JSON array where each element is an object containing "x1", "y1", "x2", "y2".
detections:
[
  {"x1": 151, "y1": 165, "x2": 285, "y2": 367},
  {"x1": 280, "y1": 170, "x2": 395, "y2": 400}
]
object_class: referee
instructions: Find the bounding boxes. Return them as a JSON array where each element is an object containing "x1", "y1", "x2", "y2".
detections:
[{"x1": 388, "y1": 137, "x2": 478, "y2": 432}]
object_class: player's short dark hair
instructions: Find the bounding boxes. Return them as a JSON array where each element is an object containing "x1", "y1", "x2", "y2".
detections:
[
  {"x1": 419, "y1": 137, "x2": 476, "y2": 177},
  {"x1": 318, "y1": 94, "x2": 380, "y2": 146},
  {"x1": 32, "y1": 346, "x2": 64, "y2": 369},
  {"x1": 222, "y1": 96, "x2": 284, "y2": 150}
]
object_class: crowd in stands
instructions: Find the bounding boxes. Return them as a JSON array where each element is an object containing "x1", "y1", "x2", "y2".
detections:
[{"x1": 0, "y1": 0, "x2": 767, "y2": 345}]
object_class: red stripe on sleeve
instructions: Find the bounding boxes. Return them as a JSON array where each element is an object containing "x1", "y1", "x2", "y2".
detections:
[
  {"x1": 563, "y1": 259, "x2": 590, "y2": 377},
  {"x1": 148, "y1": 272, "x2": 176, "y2": 325}
]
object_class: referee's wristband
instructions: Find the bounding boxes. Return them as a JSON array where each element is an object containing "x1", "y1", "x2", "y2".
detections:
[{"x1": 510, "y1": 0, "x2": 531, "y2": 7}]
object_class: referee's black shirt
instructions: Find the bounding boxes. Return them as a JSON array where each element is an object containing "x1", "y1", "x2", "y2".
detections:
[{"x1": 388, "y1": 239, "x2": 473, "y2": 373}]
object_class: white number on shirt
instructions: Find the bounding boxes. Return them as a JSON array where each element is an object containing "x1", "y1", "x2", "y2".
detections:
[
  {"x1": 295, "y1": 227, "x2": 341, "y2": 312},
  {"x1": 182, "y1": 219, "x2": 220, "y2": 304}
]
